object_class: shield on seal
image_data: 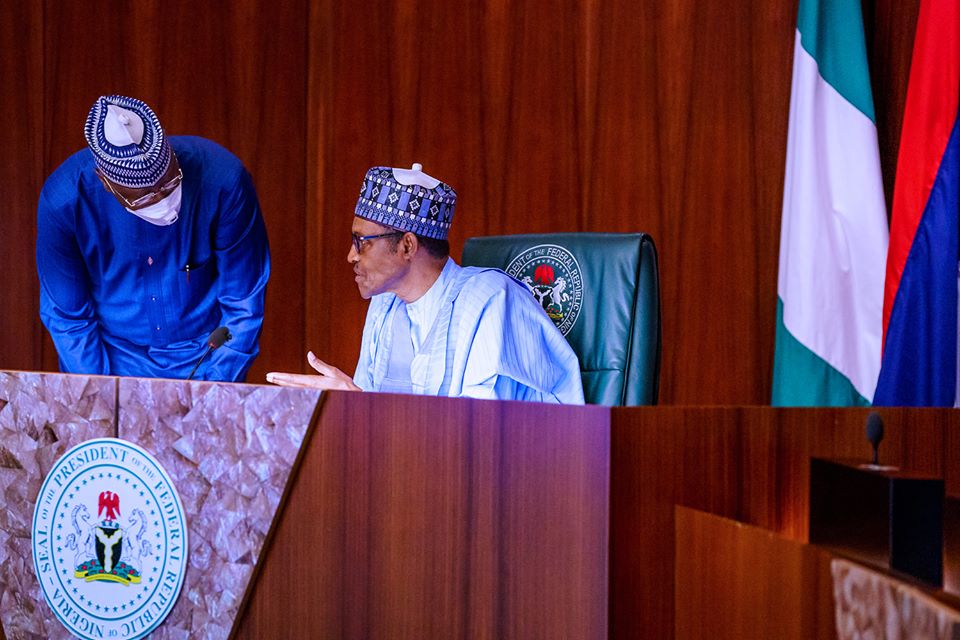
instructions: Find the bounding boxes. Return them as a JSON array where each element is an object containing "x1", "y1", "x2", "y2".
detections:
[
  {"x1": 506, "y1": 244, "x2": 584, "y2": 336},
  {"x1": 95, "y1": 490, "x2": 124, "y2": 574},
  {"x1": 95, "y1": 523, "x2": 123, "y2": 573}
]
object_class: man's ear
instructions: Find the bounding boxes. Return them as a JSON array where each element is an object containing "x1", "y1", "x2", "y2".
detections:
[{"x1": 400, "y1": 232, "x2": 418, "y2": 259}]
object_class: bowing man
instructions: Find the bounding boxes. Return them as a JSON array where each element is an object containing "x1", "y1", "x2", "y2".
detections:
[{"x1": 37, "y1": 95, "x2": 270, "y2": 381}]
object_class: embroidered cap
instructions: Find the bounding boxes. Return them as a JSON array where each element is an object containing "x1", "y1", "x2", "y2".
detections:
[
  {"x1": 84, "y1": 95, "x2": 172, "y2": 188},
  {"x1": 354, "y1": 164, "x2": 457, "y2": 240}
]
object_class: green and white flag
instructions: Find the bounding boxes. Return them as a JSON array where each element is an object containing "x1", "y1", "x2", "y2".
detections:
[{"x1": 772, "y1": 0, "x2": 889, "y2": 406}]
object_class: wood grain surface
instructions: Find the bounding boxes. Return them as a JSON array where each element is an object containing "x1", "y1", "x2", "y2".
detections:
[
  {"x1": 676, "y1": 506, "x2": 960, "y2": 640},
  {"x1": 0, "y1": 0, "x2": 922, "y2": 403},
  {"x1": 235, "y1": 390, "x2": 610, "y2": 638},
  {"x1": 0, "y1": 2, "x2": 44, "y2": 374},
  {"x1": 611, "y1": 406, "x2": 960, "y2": 639},
  {"x1": 675, "y1": 507, "x2": 837, "y2": 640}
]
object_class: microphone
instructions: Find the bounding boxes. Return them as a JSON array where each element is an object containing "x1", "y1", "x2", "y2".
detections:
[
  {"x1": 186, "y1": 326, "x2": 232, "y2": 381},
  {"x1": 207, "y1": 326, "x2": 232, "y2": 350},
  {"x1": 866, "y1": 412, "x2": 884, "y2": 465}
]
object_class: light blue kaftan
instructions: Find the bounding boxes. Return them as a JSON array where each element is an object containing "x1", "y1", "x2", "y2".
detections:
[{"x1": 354, "y1": 258, "x2": 584, "y2": 404}]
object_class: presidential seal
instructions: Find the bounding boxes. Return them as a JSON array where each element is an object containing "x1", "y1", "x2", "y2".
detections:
[
  {"x1": 506, "y1": 244, "x2": 584, "y2": 336},
  {"x1": 32, "y1": 438, "x2": 188, "y2": 640}
]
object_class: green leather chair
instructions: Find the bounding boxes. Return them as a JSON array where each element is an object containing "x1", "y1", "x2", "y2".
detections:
[{"x1": 461, "y1": 232, "x2": 661, "y2": 405}]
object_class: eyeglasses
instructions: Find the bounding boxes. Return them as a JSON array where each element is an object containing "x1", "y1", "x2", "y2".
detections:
[
  {"x1": 97, "y1": 166, "x2": 183, "y2": 210},
  {"x1": 351, "y1": 230, "x2": 404, "y2": 254}
]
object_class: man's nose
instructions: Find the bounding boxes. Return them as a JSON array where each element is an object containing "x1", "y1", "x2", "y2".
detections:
[{"x1": 347, "y1": 244, "x2": 359, "y2": 263}]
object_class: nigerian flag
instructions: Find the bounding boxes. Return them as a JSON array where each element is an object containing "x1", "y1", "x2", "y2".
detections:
[{"x1": 772, "y1": 0, "x2": 889, "y2": 406}]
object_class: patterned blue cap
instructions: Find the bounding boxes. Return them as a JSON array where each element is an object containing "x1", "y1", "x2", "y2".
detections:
[
  {"x1": 84, "y1": 95, "x2": 172, "y2": 188},
  {"x1": 355, "y1": 165, "x2": 457, "y2": 240}
]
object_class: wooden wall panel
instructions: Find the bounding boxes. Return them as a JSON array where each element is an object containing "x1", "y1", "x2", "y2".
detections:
[
  {"x1": 0, "y1": 1, "x2": 924, "y2": 403},
  {"x1": 0, "y1": 3, "x2": 43, "y2": 371},
  {"x1": 947, "y1": 422, "x2": 960, "y2": 498},
  {"x1": 588, "y1": 2, "x2": 797, "y2": 404},
  {"x1": 863, "y1": 0, "x2": 922, "y2": 207}
]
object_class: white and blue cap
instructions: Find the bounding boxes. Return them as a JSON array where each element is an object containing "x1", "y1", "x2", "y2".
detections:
[
  {"x1": 355, "y1": 164, "x2": 457, "y2": 240},
  {"x1": 84, "y1": 95, "x2": 172, "y2": 188}
]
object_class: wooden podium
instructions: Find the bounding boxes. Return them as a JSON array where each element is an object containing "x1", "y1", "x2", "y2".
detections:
[
  {"x1": 8, "y1": 372, "x2": 960, "y2": 639},
  {"x1": 0, "y1": 371, "x2": 609, "y2": 639}
]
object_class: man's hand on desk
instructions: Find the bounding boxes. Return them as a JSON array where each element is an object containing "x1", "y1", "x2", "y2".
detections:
[{"x1": 266, "y1": 351, "x2": 361, "y2": 391}]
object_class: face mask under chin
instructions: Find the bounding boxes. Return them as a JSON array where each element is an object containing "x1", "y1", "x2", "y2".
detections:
[{"x1": 126, "y1": 183, "x2": 183, "y2": 226}]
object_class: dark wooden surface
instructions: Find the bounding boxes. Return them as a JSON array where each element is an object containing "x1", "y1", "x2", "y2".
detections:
[
  {"x1": 675, "y1": 507, "x2": 837, "y2": 640},
  {"x1": 676, "y1": 506, "x2": 960, "y2": 639},
  {"x1": 235, "y1": 402, "x2": 960, "y2": 639},
  {"x1": 235, "y1": 390, "x2": 610, "y2": 638},
  {"x1": 0, "y1": 2, "x2": 44, "y2": 375},
  {"x1": 611, "y1": 406, "x2": 960, "y2": 640},
  {"x1": 0, "y1": 385, "x2": 954, "y2": 637},
  {"x1": 0, "y1": 0, "x2": 921, "y2": 404}
]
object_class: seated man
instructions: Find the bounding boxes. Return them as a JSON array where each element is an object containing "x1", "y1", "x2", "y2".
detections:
[
  {"x1": 267, "y1": 164, "x2": 584, "y2": 403},
  {"x1": 37, "y1": 95, "x2": 270, "y2": 381}
]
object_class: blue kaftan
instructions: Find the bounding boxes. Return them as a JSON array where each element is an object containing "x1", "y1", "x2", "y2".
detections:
[{"x1": 37, "y1": 136, "x2": 270, "y2": 381}]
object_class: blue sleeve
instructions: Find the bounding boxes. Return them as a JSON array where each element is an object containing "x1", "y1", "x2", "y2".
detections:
[
  {"x1": 203, "y1": 169, "x2": 270, "y2": 382},
  {"x1": 36, "y1": 189, "x2": 110, "y2": 374}
]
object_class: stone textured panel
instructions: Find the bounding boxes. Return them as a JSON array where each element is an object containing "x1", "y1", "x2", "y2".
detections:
[
  {"x1": 117, "y1": 379, "x2": 320, "y2": 640},
  {"x1": 0, "y1": 371, "x2": 117, "y2": 640},
  {"x1": 832, "y1": 558, "x2": 960, "y2": 640}
]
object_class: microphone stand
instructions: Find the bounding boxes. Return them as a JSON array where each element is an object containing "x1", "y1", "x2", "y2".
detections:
[
  {"x1": 187, "y1": 327, "x2": 232, "y2": 381},
  {"x1": 186, "y1": 345, "x2": 213, "y2": 381}
]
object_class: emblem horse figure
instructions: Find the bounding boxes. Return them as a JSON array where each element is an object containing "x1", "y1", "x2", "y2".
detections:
[
  {"x1": 520, "y1": 275, "x2": 548, "y2": 304},
  {"x1": 121, "y1": 508, "x2": 153, "y2": 566},
  {"x1": 549, "y1": 277, "x2": 570, "y2": 307},
  {"x1": 65, "y1": 504, "x2": 96, "y2": 567}
]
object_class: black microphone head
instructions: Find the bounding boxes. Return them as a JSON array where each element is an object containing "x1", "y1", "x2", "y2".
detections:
[
  {"x1": 207, "y1": 326, "x2": 232, "y2": 349},
  {"x1": 866, "y1": 412, "x2": 884, "y2": 447}
]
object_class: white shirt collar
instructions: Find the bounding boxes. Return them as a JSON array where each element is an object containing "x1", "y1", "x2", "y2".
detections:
[{"x1": 405, "y1": 257, "x2": 457, "y2": 353}]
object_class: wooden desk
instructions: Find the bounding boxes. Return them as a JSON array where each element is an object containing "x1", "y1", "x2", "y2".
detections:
[
  {"x1": 235, "y1": 391, "x2": 610, "y2": 639},
  {"x1": 611, "y1": 407, "x2": 960, "y2": 639},
  {"x1": 3, "y1": 371, "x2": 959, "y2": 639}
]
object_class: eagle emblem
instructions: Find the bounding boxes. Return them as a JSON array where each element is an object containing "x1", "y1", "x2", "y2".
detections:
[
  {"x1": 66, "y1": 490, "x2": 152, "y2": 585},
  {"x1": 506, "y1": 244, "x2": 584, "y2": 336}
]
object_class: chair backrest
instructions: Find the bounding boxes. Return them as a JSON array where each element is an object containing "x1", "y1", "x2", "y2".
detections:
[{"x1": 461, "y1": 232, "x2": 661, "y2": 405}]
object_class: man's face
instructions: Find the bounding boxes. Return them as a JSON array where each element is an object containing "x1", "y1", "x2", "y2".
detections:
[
  {"x1": 96, "y1": 153, "x2": 182, "y2": 211},
  {"x1": 348, "y1": 217, "x2": 410, "y2": 299}
]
